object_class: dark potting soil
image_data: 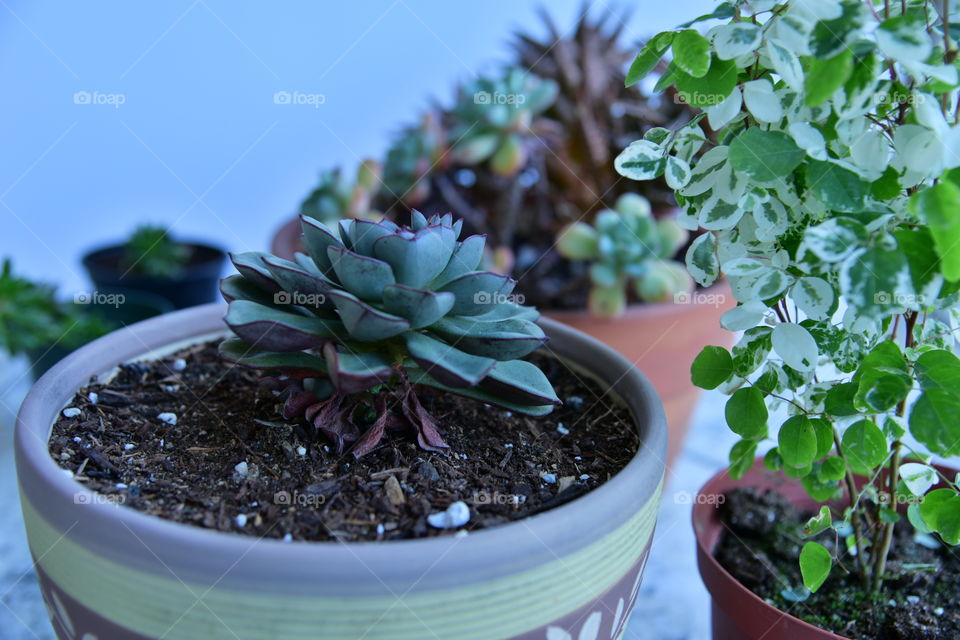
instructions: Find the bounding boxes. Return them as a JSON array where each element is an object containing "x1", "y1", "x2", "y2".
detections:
[
  {"x1": 715, "y1": 488, "x2": 960, "y2": 640},
  {"x1": 49, "y1": 341, "x2": 638, "y2": 542}
]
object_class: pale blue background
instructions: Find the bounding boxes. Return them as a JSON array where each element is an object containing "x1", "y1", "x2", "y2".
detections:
[{"x1": 0, "y1": 0, "x2": 714, "y2": 294}]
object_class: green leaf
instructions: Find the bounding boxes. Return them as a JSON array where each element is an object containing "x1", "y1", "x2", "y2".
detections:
[
  {"x1": 626, "y1": 32, "x2": 675, "y2": 87},
  {"x1": 876, "y1": 14, "x2": 933, "y2": 64},
  {"x1": 324, "y1": 346, "x2": 395, "y2": 394},
  {"x1": 803, "y1": 472, "x2": 841, "y2": 501},
  {"x1": 809, "y1": 0, "x2": 863, "y2": 59},
  {"x1": 841, "y1": 419, "x2": 888, "y2": 474},
  {"x1": 894, "y1": 227, "x2": 943, "y2": 298},
  {"x1": 840, "y1": 247, "x2": 911, "y2": 319},
  {"x1": 772, "y1": 323, "x2": 818, "y2": 372},
  {"x1": 779, "y1": 415, "x2": 818, "y2": 468},
  {"x1": 791, "y1": 277, "x2": 835, "y2": 321},
  {"x1": 799, "y1": 541, "x2": 832, "y2": 593},
  {"x1": 614, "y1": 140, "x2": 666, "y2": 181},
  {"x1": 804, "y1": 217, "x2": 867, "y2": 263},
  {"x1": 225, "y1": 300, "x2": 341, "y2": 352},
  {"x1": 803, "y1": 506, "x2": 833, "y2": 537},
  {"x1": 712, "y1": 22, "x2": 762, "y2": 61},
  {"x1": 729, "y1": 129, "x2": 803, "y2": 183},
  {"x1": 674, "y1": 56, "x2": 739, "y2": 108},
  {"x1": 919, "y1": 488, "x2": 960, "y2": 545},
  {"x1": 764, "y1": 447, "x2": 783, "y2": 471},
  {"x1": 479, "y1": 359, "x2": 561, "y2": 407},
  {"x1": 820, "y1": 456, "x2": 847, "y2": 481},
  {"x1": 900, "y1": 462, "x2": 938, "y2": 497},
  {"x1": 811, "y1": 418, "x2": 835, "y2": 459},
  {"x1": 691, "y1": 345, "x2": 733, "y2": 390},
  {"x1": 732, "y1": 326, "x2": 772, "y2": 376},
  {"x1": 403, "y1": 332, "x2": 494, "y2": 388},
  {"x1": 673, "y1": 29, "x2": 712, "y2": 78},
  {"x1": 726, "y1": 387, "x2": 768, "y2": 440},
  {"x1": 909, "y1": 182, "x2": 960, "y2": 281},
  {"x1": 729, "y1": 439, "x2": 758, "y2": 480},
  {"x1": 910, "y1": 390, "x2": 960, "y2": 457},
  {"x1": 686, "y1": 232, "x2": 719, "y2": 287},
  {"x1": 805, "y1": 49, "x2": 853, "y2": 107},
  {"x1": 825, "y1": 382, "x2": 859, "y2": 416},
  {"x1": 805, "y1": 159, "x2": 867, "y2": 212},
  {"x1": 856, "y1": 373, "x2": 911, "y2": 412}
]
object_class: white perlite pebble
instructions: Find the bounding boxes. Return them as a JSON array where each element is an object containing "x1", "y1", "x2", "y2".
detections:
[
  {"x1": 87, "y1": 392, "x2": 98, "y2": 404},
  {"x1": 376, "y1": 524, "x2": 385, "y2": 535},
  {"x1": 427, "y1": 501, "x2": 470, "y2": 529},
  {"x1": 935, "y1": 607, "x2": 945, "y2": 615},
  {"x1": 296, "y1": 446, "x2": 307, "y2": 456},
  {"x1": 907, "y1": 595, "x2": 920, "y2": 604},
  {"x1": 123, "y1": 444, "x2": 135, "y2": 451},
  {"x1": 580, "y1": 474, "x2": 591, "y2": 480},
  {"x1": 235, "y1": 514, "x2": 248, "y2": 527},
  {"x1": 234, "y1": 461, "x2": 249, "y2": 477},
  {"x1": 116, "y1": 483, "x2": 128, "y2": 489},
  {"x1": 61, "y1": 469, "x2": 74, "y2": 479},
  {"x1": 556, "y1": 423, "x2": 570, "y2": 435},
  {"x1": 282, "y1": 533, "x2": 293, "y2": 543},
  {"x1": 541, "y1": 473, "x2": 557, "y2": 484},
  {"x1": 172, "y1": 358, "x2": 187, "y2": 371},
  {"x1": 73, "y1": 437, "x2": 81, "y2": 443},
  {"x1": 504, "y1": 443, "x2": 513, "y2": 448},
  {"x1": 157, "y1": 412, "x2": 178, "y2": 425},
  {"x1": 62, "y1": 407, "x2": 81, "y2": 418}
]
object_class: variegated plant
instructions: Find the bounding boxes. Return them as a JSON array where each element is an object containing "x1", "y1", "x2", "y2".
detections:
[
  {"x1": 618, "y1": 0, "x2": 960, "y2": 600},
  {"x1": 556, "y1": 193, "x2": 692, "y2": 316},
  {"x1": 220, "y1": 211, "x2": 558, "y2": 456}
]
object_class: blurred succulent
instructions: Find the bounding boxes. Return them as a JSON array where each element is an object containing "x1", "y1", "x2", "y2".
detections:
[
  {"x1": 220, "y1": 211, "x2": 559, "y2": 456},
  {"x1": 124, "y1": 225, "x2": 190, "y2": 280},
  {"x1": 0, "y1": 259, "x2": 110, "y2": 356},
  {"x1": 300, "y1": 159, "x2": 382, "y2": 225},
  {"x1": 382, "y1": 112, "x2": 447, "y2": 207},
  {"x1": 449, "y1": 68, "x2": 558, "y2": 177},
  {"x1": 557, "y1": 194, "x2": 692, "y2": 316}
]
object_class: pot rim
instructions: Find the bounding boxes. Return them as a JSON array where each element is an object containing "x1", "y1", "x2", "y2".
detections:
[
  {"x1": 16, "y1": 302, "x2": 666, "y2": 564},
  {"x1": 81, "y1": 241, "x2": 227, "y2": 277},
  {"x1": 544, "y1": 280, "x2": 731, "y2": 322}
]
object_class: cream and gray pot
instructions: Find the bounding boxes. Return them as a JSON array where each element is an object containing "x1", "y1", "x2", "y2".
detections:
[{"x1": 15, "y1": 303, "x2": 667, "y2": 640}]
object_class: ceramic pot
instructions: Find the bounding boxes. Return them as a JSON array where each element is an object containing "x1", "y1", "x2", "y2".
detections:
[{"x1": 16, "y1": 303, "x2": 667, "y2": 640}]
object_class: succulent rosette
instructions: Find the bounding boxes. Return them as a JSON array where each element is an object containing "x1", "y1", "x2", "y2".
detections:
[{"x1": 220, "y1": 211, "x2": 559, "y2": 456}]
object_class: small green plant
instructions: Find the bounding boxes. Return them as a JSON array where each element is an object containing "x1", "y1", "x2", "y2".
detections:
[
  {"x1": 124, "y1": 225, "x2": 190, "y2": 280},
  {"x1": 448, "y1": 68, "x2": 558, "y2": 177},
  {"x1": 220, "y1": 211, "x2": 558, "y2": 456},
  {"x1": 382, "y1": 112, "x2": 447, "y2": 207},
  {"x1": 300, "y1": 159, "x2": 382, "y2": 225},
  {"x1": 556, "y1": 194, "x2": 692, "y2": 316},
  {"x1": 0, "y1": 259, "x2": 109, "y2": 357},
  {"x1": 619, "y1": 0, "x2": 960, "y2": 603}
]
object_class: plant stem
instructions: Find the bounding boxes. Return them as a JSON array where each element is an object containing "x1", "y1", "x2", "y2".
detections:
[
  {"x1": 871, "y1": 440, "x2": 902, "y2": 591},
  {"x1": 833, "y1": 429, "x2": 870, "y2": 587}
]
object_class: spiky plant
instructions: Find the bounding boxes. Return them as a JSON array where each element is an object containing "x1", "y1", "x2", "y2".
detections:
[
  {"x1": 382, "y1": 112, "x2": 448, "y2": 208},
  {"x1": 511, "y1": 8, "x2": 694, "y2": 217},
  {"x1": 300, "y1": 159, "x2": 382, "y2": 225},
  {"x1": 557, "y1": 194, "x2": 692, "y2": 316},
  {"x1": 448, "y1": 68, "x2": 558, "y2": 177},
  {"x1": 124, "y1": 225, "x2": 190, "y2": 280},
  {"x1": 220, "y1": 211, "x2": 559, "y2": 456}
]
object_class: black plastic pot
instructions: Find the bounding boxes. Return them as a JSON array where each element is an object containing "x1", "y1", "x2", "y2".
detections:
[{"x1": 81, "y1": 242, "x2": 227, "y2": 309}]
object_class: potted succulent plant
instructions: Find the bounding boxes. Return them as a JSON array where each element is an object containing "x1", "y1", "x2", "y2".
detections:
[
  {"x1": 616, "y1": 0, "x2": 960, "y2": 637},
  {"x1": 83, "y1": 224, "x2": 227, "y2": 309},
  {"x1": 271, "y1": 10, "x2": 732, "y2": 464},
  {"x1": 17, "y1": 212, "x2": 667, "y2": 639}
]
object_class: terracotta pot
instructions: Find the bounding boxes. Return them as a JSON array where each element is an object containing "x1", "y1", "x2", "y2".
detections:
[
  {"x1": 16, "y1": 303, "x2": 667, "y2": 640},
  {"x1": 546, "y1": 282, "x2": 733, "y2": 467},
  {"x1": 693, "y1": 458, "x2": 957, "y2": 640},
  {"x1": 272, "y1": 215, "x2": 732, "y2": 468}
]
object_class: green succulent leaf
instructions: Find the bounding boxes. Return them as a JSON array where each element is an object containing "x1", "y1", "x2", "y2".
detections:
[
  {"x1": 225, "y1": 300, "x2": 340, "y2": 352},
  {"x1": 440, "y1": 271, "x2": 515, "y2": 316},
  {"x1": 328, "y1": 290, "x2": 411, "y2": 341},
  {"x1": 382, "y1": 285, "x2": 455, "y2": 329},
  {"x1": 323, "y1": 345, "x2": 395, "y2": 394}
]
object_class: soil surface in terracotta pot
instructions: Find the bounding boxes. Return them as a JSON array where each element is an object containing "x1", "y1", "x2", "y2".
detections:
[
  {"x1": 48, "y1": 341, "x2": 637, "y2": 542},
  {"x1": 715, "y1": 487, "x2": 960, "y2": 639}
]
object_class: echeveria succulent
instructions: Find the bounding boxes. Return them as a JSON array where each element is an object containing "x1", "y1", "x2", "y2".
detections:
[
  {"x1": 449, "y1": 68, "x2": 558, "y2": 176},
  {"x1": 220, "y1": 211, "x2": 559, "y2": 456},
  {"x1": 383, "y1": 112, "x2": 447, "y2": 207},
  {"x1": 557, "y1": 193, "x2": 692, "y2": 316},
  {"x1": 300, "y1": 159, "x2": 382, "y2": 225}
]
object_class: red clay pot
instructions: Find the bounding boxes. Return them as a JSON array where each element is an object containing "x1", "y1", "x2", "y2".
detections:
[
  {"x1": 693, "y1": 458, "x2": 956, "y2": 640},
  {"x1": 271, "y1": 215, "x2": 734, "y2": 467}
]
